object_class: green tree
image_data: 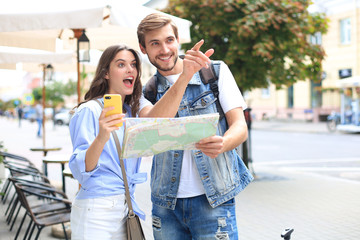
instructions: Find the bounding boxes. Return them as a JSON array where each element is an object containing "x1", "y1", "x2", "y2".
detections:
[
  {"x1": 63, "y1": 79, "x2": 78, "y2": 96},
  {"x1": 46, "y1": 81, "x2": 68, "y2": 107},
  {"x1": 63, "y1": 66, "x2": 89, "y2": 101},
  {"x1": 164, "y1": 0, "x2": 328, "y2": 90},
  {"x1": 32, "y1": 88, "x2": 42, "y2": 102},
  {"x1": 31, "y1": 79, "x2": 77, "y2": 108},
  {"x1": 0, "y1": 99, "x2": 18, "y2": 112}
]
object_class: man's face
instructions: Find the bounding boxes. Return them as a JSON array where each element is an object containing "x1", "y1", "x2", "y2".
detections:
[{"x1": 140, "y1": 24, "x2": 180, "y2": 76}]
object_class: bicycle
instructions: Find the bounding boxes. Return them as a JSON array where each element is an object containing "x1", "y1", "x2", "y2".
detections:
[
  {"x1": 326, "y1": 111, "x2": 340, "y2": 132},
  {"x1": 281, "y1": 228, "x2": 294, "y2": 240}
]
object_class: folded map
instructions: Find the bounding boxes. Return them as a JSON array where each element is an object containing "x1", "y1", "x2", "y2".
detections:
[{"x1": 121, "y1": 113, "x2": 219, "y2": 158}]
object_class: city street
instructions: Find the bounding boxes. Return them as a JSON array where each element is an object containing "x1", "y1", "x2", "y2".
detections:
[
  {"x1": 1, "y1": 117, "x2": 359, "y2": 239},
  {"x1": 251, "y1": 124, "x2": 360, "y2": 182}
]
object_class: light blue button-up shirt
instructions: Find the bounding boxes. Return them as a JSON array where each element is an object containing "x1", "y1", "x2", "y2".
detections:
[{"x1": 69, "y1": 98, "x2": 147, "y2": 219}]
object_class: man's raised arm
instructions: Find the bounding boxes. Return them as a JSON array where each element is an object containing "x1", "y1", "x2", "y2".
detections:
[{"x1": 139, "y1": 40, "x2": 214, "y2": 118}]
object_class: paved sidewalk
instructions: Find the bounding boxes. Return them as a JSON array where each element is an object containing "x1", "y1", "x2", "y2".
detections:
[{"x1": 1, "y1": 117, "x2": 359, "y2": 239}]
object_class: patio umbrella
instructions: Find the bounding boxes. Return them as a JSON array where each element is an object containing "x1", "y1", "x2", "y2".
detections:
[
  {"x1": 0, "y1": 48, "x2": 101, "y2": 73},
  {"x1": 0, "y1": 47, "x2": 73, "y2": 65},
  {"x1": 0, "y1": 0, "x2": 192, "y2": 102},
  {"x1": 0, "y1": 46, "x2": 73, "y2": 149},
  {"x1": 0, "y1": 0, "x2": 192, "y2": 50}
]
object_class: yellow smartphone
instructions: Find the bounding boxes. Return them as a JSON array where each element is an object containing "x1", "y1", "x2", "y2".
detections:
[{"x1": 104, "y1": 94, "x2": 123, "y2": 127}]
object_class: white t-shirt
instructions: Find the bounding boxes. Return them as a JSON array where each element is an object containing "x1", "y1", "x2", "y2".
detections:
[
  {"x1": 139, "y1": 94, "x2": 153, "y2": 112},
  {"x1": 165, "y1": 62, "x2": 247, "y2": 198}
]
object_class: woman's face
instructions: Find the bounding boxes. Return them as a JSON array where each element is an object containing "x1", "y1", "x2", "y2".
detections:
[{"x1": 106, "y1": 50, "x2": 138, "y2": 101}]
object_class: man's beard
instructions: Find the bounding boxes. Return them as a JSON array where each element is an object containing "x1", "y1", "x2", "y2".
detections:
[{"x1": 150, "y1": 54, "x2": 178, "y2": 72}]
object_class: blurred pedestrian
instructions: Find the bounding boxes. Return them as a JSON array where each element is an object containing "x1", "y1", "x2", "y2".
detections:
[
  {"x1": 17, "y1": 105, "x2": 23, "y2": 127},
  {"x1": 34, "y1": 101, "x2": 43, "y2": 137}
]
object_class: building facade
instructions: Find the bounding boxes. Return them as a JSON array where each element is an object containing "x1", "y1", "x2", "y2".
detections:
[{"x1": 246, "y1": 0, "x2": 360, "y2": 122}]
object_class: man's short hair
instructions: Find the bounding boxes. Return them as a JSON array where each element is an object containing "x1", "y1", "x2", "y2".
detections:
[{"x1": 137, "y1": 13, "x2": 179, "y2": 48}]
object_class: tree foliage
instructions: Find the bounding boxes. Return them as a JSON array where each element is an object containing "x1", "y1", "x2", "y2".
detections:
[
  {"x1": 164, "y1": 0, "x2": 328, "y2": 90},
  {"x1": 31, "y1": 79, "x2": 77, "y2": 108}
]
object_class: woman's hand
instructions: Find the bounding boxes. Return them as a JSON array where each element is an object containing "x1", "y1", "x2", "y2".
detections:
[
  {"x1": 97, "y1": 106, "x2": 125, "y2": 144},
  {"x1": 85, "y1": 107, "x2": 125, "y2": 172}
]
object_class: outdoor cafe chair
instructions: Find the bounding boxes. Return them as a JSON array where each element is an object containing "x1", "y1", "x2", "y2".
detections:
[
  {"x1": 5, "y1": 177, "x2": 66, "y2": 232},
  {"x1": 2, "y1": 163, "x2": 50, "y2": 204},
  {"x1": 13, "y1": 182, "x2": 71, "y2": 240},
  {"x1": 3, "y1": 159, "x2": 38, "y2": 172},
  {"x1": 0, "y1": 151, "x2": 38, "y2": 173},
  {"x1": 0, "y1": 151, "x2": 33, "y2": 164},
  {"x1": 0, "y1": 151, "x2": 38, "y2": 175},
  {"x1": 2, "y1": 165, "x2": 52, "y2": 227},
  {"x1": 1, "y1": 151, "x2": 43, "y2": 203}
]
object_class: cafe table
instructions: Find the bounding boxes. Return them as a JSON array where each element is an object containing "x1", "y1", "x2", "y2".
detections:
[
  {"x1": 42, "y1": 154, "x2": 71, "y2": 193},
  {"x1": 30, "y1": 146, "x2": 61, "y2": 157},
  {"x1": 62, "y1": 167, "x2": 73, "y2": 179}
]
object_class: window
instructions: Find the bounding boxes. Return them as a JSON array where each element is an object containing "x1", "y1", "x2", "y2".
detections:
[
  {"x1": 340, "y1": 18, "x2": 351, "y2": 45},
  {"x1": 310, "y1": 32, "x2": 322, "y2": 45},
  {"x1": 261, "y1": 87, "x2": 270, "y2": 98},
  {"x1": 311, "y1": 80, "x2": 322, "y2": 108},
  {"x1": 287, "y1": 85, "x2": 294, "y2": 108},
  {"x1": 339, "y1": 68, "x2": 352, "y2": 79}
]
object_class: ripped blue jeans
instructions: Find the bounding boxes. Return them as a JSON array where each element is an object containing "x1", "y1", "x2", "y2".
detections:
[{"x1": 152, "y1": 194, "x2": 238, "y2": 240}]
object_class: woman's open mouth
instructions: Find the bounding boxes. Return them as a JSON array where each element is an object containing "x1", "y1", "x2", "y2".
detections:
[{"x1": 123, "y1": 77, "x2": 134, "y2": 87}]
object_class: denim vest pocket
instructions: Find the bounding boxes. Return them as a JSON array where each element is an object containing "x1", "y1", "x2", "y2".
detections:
[
  {"x1": 205, "y1": 151, "x2": 240, "y2": 193},
  {"x1": 188, "y1": 91, "x2": 217, "y2": 116}
]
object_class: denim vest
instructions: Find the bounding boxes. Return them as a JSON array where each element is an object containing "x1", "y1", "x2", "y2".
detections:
[{"x1": 150, "y1": 68, "x2": 254, "y2": 210}]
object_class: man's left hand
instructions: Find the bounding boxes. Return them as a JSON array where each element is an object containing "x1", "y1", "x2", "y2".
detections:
[{"x1": 195, "y1": 135, "x2": 224, "y2": 158}]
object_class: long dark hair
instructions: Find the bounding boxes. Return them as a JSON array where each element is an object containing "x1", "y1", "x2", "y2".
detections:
[{"x1": 78, "y1": 45, "x2": 142, "y2": 117}]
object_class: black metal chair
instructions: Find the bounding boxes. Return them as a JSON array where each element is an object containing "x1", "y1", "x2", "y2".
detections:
[
  {"x1": 0, "y1": 152, "x2": 56, "y2": 233},
  {"x1": 3, "y1": 165, "x2": 51, "y2": 222},
  {"x1": 6, "y1": 177, "x2": 68, "y2": 232},
  {"x1": 1, "y1": 151, "x2": 44, "y2": 203},
  {"x1": 13, "y1": 182, "x2": 71, "y2": 240},
  {"x1": 0, "y1": 151, "x2": 33, "y2": 164}
]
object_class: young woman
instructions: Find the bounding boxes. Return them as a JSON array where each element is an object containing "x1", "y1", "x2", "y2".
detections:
[{"x1": 69, "y1": 44, "x2": 150, "y2": 239}]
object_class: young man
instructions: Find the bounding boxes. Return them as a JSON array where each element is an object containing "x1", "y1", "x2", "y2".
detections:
[{"x1": 138, "y1": 13, "x2": 253, "y2": 239}]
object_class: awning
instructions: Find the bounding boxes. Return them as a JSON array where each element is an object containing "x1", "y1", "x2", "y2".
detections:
[
  {"x1": 0, "y1": 46, "x2": 73, "y2": 64},
  {"x1": 0, "y1": 0, "x2": 192, "y2": 51},
  {"x1": 336, "y1": 76, "x2": 360, "y2": 88}
]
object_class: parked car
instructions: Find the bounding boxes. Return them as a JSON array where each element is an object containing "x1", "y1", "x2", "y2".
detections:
[
  {"x1": 23, "y1": 107, "x2": 54, "y2": 122},
  {"x1": 23, "y1": 106, "x2": 36, "y2": 122},
  {"x1": 54, "y1": 109, "x2": 71, "y2": 125}
]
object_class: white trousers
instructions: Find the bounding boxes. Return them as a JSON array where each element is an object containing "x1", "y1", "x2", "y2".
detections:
[{"x1": 71, "y1": 194, "x2": 128, "y2": 240}]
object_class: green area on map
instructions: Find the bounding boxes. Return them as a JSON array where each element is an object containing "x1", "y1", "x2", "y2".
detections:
[{"x1": 121, "y1": 113, "x2": 219, "y2": 158}]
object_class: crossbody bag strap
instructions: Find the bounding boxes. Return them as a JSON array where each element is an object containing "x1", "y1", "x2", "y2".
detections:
[
  {"x1": 94, "y1": 99, "x2": 135, "y2": 216},
  {"x1": 111, "y1": 131, "x2": 135, "y2": 216}
]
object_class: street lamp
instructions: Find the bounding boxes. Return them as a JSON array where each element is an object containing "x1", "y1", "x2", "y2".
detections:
[
  {"x1": 41, "y1": 64, "x2": 54, "y2": 149},
  {"x1": 73, "y1": 29, "x2": 90, "y2": 103},
  {"x1": 45, "y1": 64, "x2": 54, "y2": 80},
  {"x1": 77, "y1": 30, "x2": 90, "y2": 62}
]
